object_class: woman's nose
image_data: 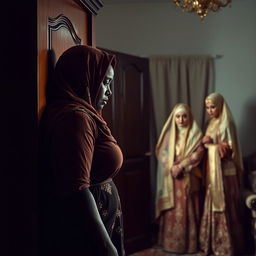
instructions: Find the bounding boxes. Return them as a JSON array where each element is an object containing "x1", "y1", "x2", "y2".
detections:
[{"x1": 106, "y1": 85, "x2": 112, "y2": 96}]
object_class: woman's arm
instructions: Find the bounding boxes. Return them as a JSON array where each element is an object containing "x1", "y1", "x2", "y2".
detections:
[
  {"x1": 178, "y1": 144, "x2": 205, "y2": 174},
  {"x1": 202, "y1": 135, "x2": 232, "y2": 159},
  {"x1": 71, "y1": 188, "x2": 118, "y2": 255}
]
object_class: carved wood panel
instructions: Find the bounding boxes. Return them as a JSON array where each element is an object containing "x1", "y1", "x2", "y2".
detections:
[{"x1": 48, "y1": 14, "x2": 82, "y2": 49}]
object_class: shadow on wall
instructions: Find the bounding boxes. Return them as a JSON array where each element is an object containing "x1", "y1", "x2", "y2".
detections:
[{"x1": 239, "y1": 97, "x2": 256, "y2": 158}]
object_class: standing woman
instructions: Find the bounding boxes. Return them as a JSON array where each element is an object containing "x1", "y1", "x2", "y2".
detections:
[
  {"x1": 199, "y1": 92, "x2": 244, "y2": 256},
  {"x1": 155, "y1": 103, "x2": 204, "y2": 254},
  {"x1": 39, "y1": 45, "x2": 125, "y2": 256}
]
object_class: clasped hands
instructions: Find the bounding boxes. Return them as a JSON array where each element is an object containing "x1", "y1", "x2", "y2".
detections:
[
  {"x1": 164, "y1": 161, "x2": 184, "y2": 178},
  {"x1": 202, "y1": 135, "x2": 213, "y2": 145},
  {"x1": 171, "y1": 163, "x2": 184, "y2": 179},
  {"x1": 202, "y1": 136, "x2": 231, "y2": 159}
]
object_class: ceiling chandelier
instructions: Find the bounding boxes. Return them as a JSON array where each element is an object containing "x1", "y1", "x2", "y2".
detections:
[{"x1": 173, "y1": 0, "x2": 232, "y2": 19}]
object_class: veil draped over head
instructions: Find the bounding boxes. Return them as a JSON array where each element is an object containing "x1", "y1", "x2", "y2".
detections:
[
  {"x1": 155, "y1": 103, "x2": 202, "y2": 218},
  {"x1": 205, "y1": 92, "x2": 243, "y2": 178},
  {"x1": 43, "y1": 45, "x2": 116, "y2": 140},
  {"x1": 205, "y1": 92, "x2": 243, "y2": 212},
  {"x1": 51, "y1": 45, "x2": 116, "y2": 108}
]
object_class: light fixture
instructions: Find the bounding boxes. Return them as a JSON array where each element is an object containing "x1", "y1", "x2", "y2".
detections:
[{"x1": 173, "y1": 0, "x2": 232, "y2": 19}]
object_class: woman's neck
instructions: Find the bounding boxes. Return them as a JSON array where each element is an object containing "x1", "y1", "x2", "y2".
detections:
[{"x1": 177, "y1": 126, "x2": 186, "y2": 133}]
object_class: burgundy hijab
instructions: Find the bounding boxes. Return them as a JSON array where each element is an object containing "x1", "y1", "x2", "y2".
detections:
[{"x1": 44, "y1": 45, "x2": 116, "y2": 138}]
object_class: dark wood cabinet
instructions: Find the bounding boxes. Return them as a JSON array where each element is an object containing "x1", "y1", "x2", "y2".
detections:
[{"x1": 102, "y1": 49, "x2": 154, "y2": 254}]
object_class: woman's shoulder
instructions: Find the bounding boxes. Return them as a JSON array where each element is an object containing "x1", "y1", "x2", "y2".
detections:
[
  {"x1": 71, "y1": 108, "x2": 97, "y2": 128},
  {"x1": 54, "y1": 108, "x2": 98, "y2": 133}
]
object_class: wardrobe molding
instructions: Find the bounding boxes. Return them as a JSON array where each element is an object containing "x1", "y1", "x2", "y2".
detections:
[
  {"x1": 79, "y1": 0, "x2": 103, "y2": 15},
  {"x1": 48, "y1": 14, "x2": 82, "y2": 49}
]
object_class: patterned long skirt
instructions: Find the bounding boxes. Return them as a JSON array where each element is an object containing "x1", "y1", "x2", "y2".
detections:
[
  {"x1": 90, "y1": 178, "x2": 125, "y2": 256},
  {"x1": 199, "y1": 175, "x2": 245, "y2": 256},
  {"x1": 158, "y1": 175, "x2": 202, "y2": 254},
  {"x1": 39, "y1": 179, "x2": 125, "y2": 256}
]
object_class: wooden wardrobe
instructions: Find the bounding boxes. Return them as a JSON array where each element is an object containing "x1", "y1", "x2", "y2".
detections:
[{"x1": 5, "y1": 1, "x2": 101, "y2": 255}]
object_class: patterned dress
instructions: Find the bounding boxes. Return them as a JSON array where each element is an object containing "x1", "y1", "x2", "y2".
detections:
[
  {"x1": 90, "y1": 179, "x2": 125, "y2": 255},
  {"x1": 158, "y1": 129, "x2": 204, "y2": 253},
  {"x1": 199, "y1": 117, "x2": 245, "y2": 256}
]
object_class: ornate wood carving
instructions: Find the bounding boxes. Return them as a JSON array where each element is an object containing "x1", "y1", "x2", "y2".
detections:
[
  {"x1": 48, "y1": 14, "x2": 81, "y2": 49},
  {"x1": 78, "y1": 0, "x2": 103, "y2": 15}
]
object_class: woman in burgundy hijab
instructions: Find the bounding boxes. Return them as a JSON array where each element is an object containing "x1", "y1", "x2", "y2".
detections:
[{"x1": 39, "y1": 45, "x2": 125, "y2": 256}]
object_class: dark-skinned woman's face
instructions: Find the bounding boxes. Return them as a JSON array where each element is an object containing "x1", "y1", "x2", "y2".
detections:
[{"x1": 95, "y1": 65, "x2": 114, "y2": 110}]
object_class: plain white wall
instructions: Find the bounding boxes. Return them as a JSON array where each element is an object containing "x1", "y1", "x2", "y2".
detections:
[{"x1": 96, "y1": 0, "x2": 256, "y2": 156}]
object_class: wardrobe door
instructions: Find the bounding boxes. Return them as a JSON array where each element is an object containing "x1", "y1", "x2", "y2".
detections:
[{"x1": 103, "y1": 49, "x2": 153, "y2": 254}]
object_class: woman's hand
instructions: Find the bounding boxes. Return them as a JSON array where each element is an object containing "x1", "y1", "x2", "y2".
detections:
[
  {"x1": 202, "y1": 136, "x2": 213, "y2": 145},
  {"x1": 106, "y1": 243, "x2": 118, "y2": 256},
  {"x1": 218, "y1": 142, "x2": 232, "y2": 159},
  {"x1": 202, "y1": 136, "x2": 213, "y2": 148},
  {"x1": 172, "y1": 164, "x2": 184, "y2": 179},
  {"x1": 72, "y1": 189, "x2": 119, "y2": 255}
]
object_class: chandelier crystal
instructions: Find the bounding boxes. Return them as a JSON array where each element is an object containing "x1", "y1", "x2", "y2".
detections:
[{"x1": 173, "y1": 0, "x2": 232, "y2": 19}]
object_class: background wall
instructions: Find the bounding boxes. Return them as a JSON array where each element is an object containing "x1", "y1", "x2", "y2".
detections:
[{"x1": 96, "y1": 0, "x2": 256, "y2": 157}]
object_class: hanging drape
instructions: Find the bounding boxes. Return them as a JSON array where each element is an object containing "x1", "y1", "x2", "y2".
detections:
[{"x1": 149, "y1": 55, "x2": 214, "y2": 138}]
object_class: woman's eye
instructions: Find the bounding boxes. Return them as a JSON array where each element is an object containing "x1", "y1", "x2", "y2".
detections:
[{"x1": 104, "y1": 79, "x2": 112, "y2": 85}]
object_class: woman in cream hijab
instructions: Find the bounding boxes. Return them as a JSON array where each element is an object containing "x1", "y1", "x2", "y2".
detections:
[
  {"x1": 199, "y1": 92, "x2": 244, "y2": 256},
  {"x1": 156, "y1": 103, "x2": 204, "y2": 253}
]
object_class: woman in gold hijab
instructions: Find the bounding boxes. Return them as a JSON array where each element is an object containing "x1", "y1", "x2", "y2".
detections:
[
  {"x1": 155, "y1": 103, "x2": 204, "y2": 253},
  {"x1": 199, "y1": 92, "x2": 244, "y2": 256}
]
